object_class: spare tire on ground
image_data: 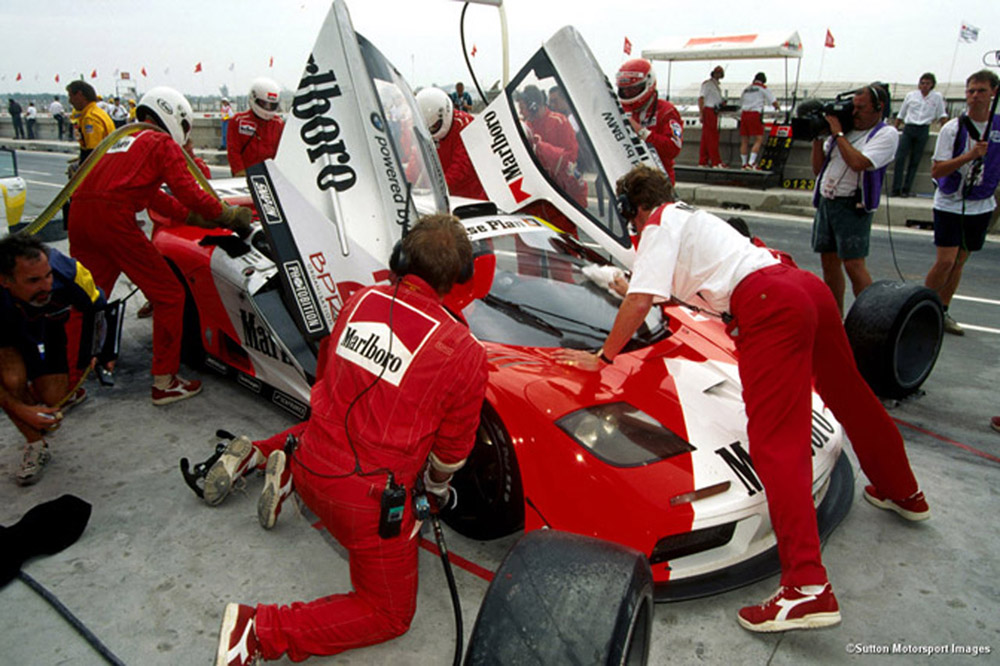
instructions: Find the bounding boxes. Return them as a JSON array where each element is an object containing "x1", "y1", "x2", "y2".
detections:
[
  {"x1": 844, "y1": 280, "x2": 943, "y2": 399},
  {"x1": 465, "y1": 530, "x2": 653, "y2": 666}
]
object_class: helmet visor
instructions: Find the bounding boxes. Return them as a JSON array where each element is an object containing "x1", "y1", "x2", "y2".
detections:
[
  {"x1": 618, "y1": 83, "x2": 645, "y2": 101},
  {"x1": 256, "y1": 99, "x2": 280, "y2": 112},
  {"x1": 428, "y1": 118, "x2": 444, "y2": 136}
]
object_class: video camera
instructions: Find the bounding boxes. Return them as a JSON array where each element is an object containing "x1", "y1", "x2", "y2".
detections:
[{"x1": 791, "y1": 92, "x2": 855, "y2": 141}]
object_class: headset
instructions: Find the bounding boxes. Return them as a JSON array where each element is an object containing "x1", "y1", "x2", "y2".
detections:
[
  {"x1": 615, "y1": 191, "x2": 637, "y2": 223},
  {"x1": 390, "y1": 231, "x2": 474, "y2": 285},
  {"x1": 865, "y1": 82, "x2": 887, "y2": 113}
]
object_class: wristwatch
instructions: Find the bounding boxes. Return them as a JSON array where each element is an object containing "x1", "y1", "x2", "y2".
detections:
[{"x1": 835, "y1": 131, "x2": 845, "y2": 138}]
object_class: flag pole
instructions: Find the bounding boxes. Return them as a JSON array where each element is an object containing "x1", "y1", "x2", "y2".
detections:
[{"x1": 947, "y1": 36, "x2": 961, "y2": 90}]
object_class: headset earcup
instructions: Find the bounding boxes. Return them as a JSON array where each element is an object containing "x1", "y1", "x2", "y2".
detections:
[
  {"x1": 389, "y1": 240, "x2": 409, "y2": 276},
  {"x1": 457, "y1": 256, "x2": 474, "y2": 284}
]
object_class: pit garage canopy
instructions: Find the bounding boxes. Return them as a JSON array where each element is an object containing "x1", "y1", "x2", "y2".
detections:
[
  {"x1": 641, "y1": 30, "x2": 802, "y2": 106},
  {"x1": 641, "y1": 31, "x2": 803, "y2": 62}
]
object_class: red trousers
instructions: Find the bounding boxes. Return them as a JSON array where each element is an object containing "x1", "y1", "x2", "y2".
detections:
[
  {"x1": 730, "y1": 264, "x2": 919, "y2": 587},
  {"x1": 699, "y1": 108, "x2": 722, "y2": 166},
  {"x1": 251, "y1": 426, "x2": 419, "y2": 662},
  {"x1": 68, "y1": 198, "x2": 185, "y2": 376}
]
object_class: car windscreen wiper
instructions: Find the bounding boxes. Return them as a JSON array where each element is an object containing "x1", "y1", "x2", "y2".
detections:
[{"x1": 481, "y1": 294, "x2": 564, "y2": 338}]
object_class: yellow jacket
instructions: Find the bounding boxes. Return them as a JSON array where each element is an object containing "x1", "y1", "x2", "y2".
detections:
[{"x1": 70, "y1": 101, "x2": 115, "y2": 151}]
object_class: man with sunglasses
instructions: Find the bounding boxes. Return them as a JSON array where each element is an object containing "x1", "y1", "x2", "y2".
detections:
[
  {"x1": 227, "y1": 77, "x2": 285, "y2": 177},
  {"x1": 559, "y1": 163, "x2": 929, "y2": 633},
  {"x1": 923, "y1": 69, "x2": 1000, "y2": 336}
]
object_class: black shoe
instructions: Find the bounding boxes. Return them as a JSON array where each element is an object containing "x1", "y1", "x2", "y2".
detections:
[{"x1": 899, "y1": 191, "x2": 910, "y2": 198}]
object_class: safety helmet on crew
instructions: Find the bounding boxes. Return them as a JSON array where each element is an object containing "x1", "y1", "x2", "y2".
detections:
[
  {"x1": 136, "y1": 86, "x2": 194, "y2": 145},
  {"x1": 249, "y1": 77, "x2": 282, "y2": 120},
  {"x1": 616, "y1": 58, "x2": 657, "y2": 113},
  {"x1": 416, "y1": 87, "x2": 454, "y2": 141}
]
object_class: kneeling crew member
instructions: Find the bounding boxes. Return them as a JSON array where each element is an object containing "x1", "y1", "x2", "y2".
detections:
[
  {"x1": 207, "y1": 215, "x2": 488, "y2": 664},
  {"x1": 558, "y1": 165, "x2": 929, "y2": 633},
  {"x1": 0, "y1": 236, "x2": 106, "y2": 485}
]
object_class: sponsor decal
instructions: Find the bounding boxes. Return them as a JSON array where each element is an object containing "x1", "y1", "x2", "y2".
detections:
[
  {"x1": 465, "y1": 216, "x2": 546, "y2": 241},
  {"x1": 335, "y1": 290, "x2": 439, "y2": 386},
  {"x1": 204, "y1": 355, "x2": 229, "y2": 375},
  {"x1": 240, "y1": 309, "x2": 294, "y2": 366},
  {"x1": 236, "y1": 372, "x2": 263, "y2": 393},
  {"x1": 484, "y1": 110, "x2": 523, "y2": 184},
  {"x1": 715, "y1": 411, "x2": 838, "y2": 496},
  {"x1": 670, "y1": 119, "x2": 683, "y2": 142},
  {"x1": 238, "y1": 121, "x2": 257, "y2": 136},
  {"x1": 272, "y1": 390, "x2": 309, "y2": 419},
  {"x1": 106, "y1": 136, "x2": 136, "y2": 154},
  {"x1": 601, "y1": 111, "x2": 636, "y2": 160},
  {"x1": 283, "y1": 260, "x2": 325, "y2": 334},
  {"x1": 291, "y1": 54, "x2": 357, "y2": 193},
  {"x1": 307, "y1": 251, "x2": 344, "y2": 323},
  {"x1": 156, "y1": 98, "x2": 174, "y2": 115},
  {"x1": 373, "y1": 135, "x2": 409, "y2": 225},
  {"x1": 370, "y1": 111, "x2": 384, "y2": 132},
  {"x1": 249, "y1": 175, "x2": 283, "y2": 225}
]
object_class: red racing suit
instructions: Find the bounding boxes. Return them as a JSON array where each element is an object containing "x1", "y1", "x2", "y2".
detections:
[
  {"x1": 630, "y1": 98, "x2": 683, "y2": 183},
  {"x1": 524, "y1": 109, "x2": 588, "y2": 233},
  {"x1": 226, "y1": 109, "x2": 285, "y2": 176},
  {"x1": 438, "y1": 109, "x2": 486, "y2": 200},
  {"x1": 68, "y1": 130, "x2": 223, "y2": 377},
  {"x1": 251, "y1": 274, "x2": 488, "y2": 661}
]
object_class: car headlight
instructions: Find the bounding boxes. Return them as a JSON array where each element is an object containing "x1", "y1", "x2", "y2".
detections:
[{"x1": 556, "y1": 402, "x2": 695, "y2": 467}]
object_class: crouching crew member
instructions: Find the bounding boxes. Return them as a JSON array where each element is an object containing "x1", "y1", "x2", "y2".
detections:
[
  {"x1": 1, "y1": 236, "x2": 106, "y2": 485},
  {"x1": 206, "y1": 215, "x2": 488, "y2": 665},
  {"x1": 558, "y1": 165, "x2": 929, "y2": 633},
  {"x1": 68, "y1": 86, "x2": 251, "y2": 406}
]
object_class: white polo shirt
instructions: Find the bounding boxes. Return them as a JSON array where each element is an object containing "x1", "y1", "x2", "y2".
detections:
[
  {"x1": 627, "y1": 202, "x2": 779, "y2": 315},
  {"x1": 740, "y1": 84, "x2": 776, "y2": 113},
  {"x1": 931, "y1": 116, "x2": 997, "y2": 215},
  {"x1": 818, "y1": 125, "x2": 899, "y2": 199},
  {"x1": 700, "y1": 78, "x2": 723, "y2": 108},
  {"x1": 897, "y1": 90, "x2": 947, "y2": 127}
]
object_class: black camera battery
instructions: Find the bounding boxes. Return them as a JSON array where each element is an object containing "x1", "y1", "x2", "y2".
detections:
[{"x1": 379, "y1": 475, "x2": 407, "y2": 539}]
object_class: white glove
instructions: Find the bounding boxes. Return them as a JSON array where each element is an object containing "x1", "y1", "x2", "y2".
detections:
[{"x1": 423, "y1": 467, "x2": 455, "y2": 508}]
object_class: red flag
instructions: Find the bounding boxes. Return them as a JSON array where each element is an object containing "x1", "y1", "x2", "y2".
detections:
[
  {"x1": 470, "y1": 44, "x2": 477, "y2": 58},
  {"x1": 141, "y1": 67, "x2": 147, "y2": 77},
  {"x1": 624, "y1": 37, "x2": 632, "y2": 55},
  {"x1": 194, "y1": 62, "x2": 203, "y2": 73},
  {"x1": 16, "y1": 72, "x2": 22, "y2": 81},
  {"x1": 91, "y1": 69, "x2": 97, "y2": 78},
  {"x1": 825, "y1": 29, "x2": 835, "y2": 48},
  {"x1": 269, "y1": 56, "x2": 274, "y2": 68},
  {"x1": 55, "y1": 74, "x2": 60, "y2": 83}
]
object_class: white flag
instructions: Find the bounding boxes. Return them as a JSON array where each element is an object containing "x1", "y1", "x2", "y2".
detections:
[{"x1": 960, "y1": 23, "x2": 979, "y2": 43}]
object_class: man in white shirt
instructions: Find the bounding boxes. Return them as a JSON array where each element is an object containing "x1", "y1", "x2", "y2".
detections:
[
  {"x1": 891, "y1": 73, "x2": 948, "y2": 197},
  {"x1": 810, "y1": 84, "x2": 898, "y2": 314},
  {"x1": 110, "y1": 97, "x2": 129, "y2": 128},
  {"x1": 738, "y1": 72, "x2": 780, "y2": 168},
  {"x1": 24, "y1": 102, "x2": 37, "y2": 140},
  {"x1": 48, "y1": 96, "x2": 66, "y2": 141},
  {"x1": 558, "y1": 164, "x2": 928, "y2": 634},
  {"x1": 698, "y1": 66, "x2": 726, "y2": 167},
  {"x1": 923, "y1": 69, "x2": 1000, "y2": 336}
]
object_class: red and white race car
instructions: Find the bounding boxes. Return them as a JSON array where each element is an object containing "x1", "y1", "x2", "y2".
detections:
[{"x1": 154, "y1": 1, "x2": 853, "y2": 600}]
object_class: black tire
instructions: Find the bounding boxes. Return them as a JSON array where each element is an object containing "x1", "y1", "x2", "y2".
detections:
[
  {"x1": 441, "y1": 403, "x2": 524, "y2": 540},
  {"x1": 844, "y1": 280, "x2": 943, "y2": 399},
  {"x1": 465, "y1": 530, "x2": 653, "y2": 666}
]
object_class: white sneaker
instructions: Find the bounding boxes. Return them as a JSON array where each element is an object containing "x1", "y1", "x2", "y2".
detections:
[
  {"x1": 203, "y1": 436, "x2": 263, "y2": 506},
  {"x1": 17, "y1": 440, "x2": 51, "y2": 486}
]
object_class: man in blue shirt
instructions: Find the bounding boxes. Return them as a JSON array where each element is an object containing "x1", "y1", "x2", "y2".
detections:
[
  {"x1": 450, "y1": 82, "x2": 473, "y2": 112},
  {"x1": 0, "y1": 235, "x2": 106, "y2": 485}
]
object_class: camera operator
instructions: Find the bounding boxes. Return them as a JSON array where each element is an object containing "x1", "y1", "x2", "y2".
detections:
[
  {"x1": 810, "y1": 83, "x2": 898, "y2": 314},
  {"x1": 207, "y1": 215, "x2": 488, "y2": 665}
]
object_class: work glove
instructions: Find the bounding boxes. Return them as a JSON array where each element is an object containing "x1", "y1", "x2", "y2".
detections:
[
  {"x1": 423, "y1": 467, "x2": 456, "y2": 510},
  {"x1": 212, "y1": 204, "x2": 254, "y2": 240}
]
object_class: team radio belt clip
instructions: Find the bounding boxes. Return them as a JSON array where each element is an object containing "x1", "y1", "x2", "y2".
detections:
[{"x1": 379, "y1": 473, "x2": 407, "y2": 539}]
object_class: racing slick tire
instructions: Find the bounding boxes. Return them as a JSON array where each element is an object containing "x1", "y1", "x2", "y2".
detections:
[
  {"x1": 441, "y1": 402, "x2": 524, "y2": 540},
  {"x1": 844, "y1": 280, "x2": 943, "y2": 399},
  {"x1": 465, "y1": 529, "x2": 653, "y2": 666}
]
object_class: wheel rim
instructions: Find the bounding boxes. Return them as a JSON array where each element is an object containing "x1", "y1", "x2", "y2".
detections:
[{"x1": 893, "y1": 299, "x2": 943, "y2": 389}]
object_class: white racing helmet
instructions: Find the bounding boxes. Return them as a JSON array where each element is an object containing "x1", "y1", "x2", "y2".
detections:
[
  {"x1": 416, "y1": 87, "x2": 454, "y2": 141},
  {"x1": 249, "y1": 77, "x2": 282, "y2": 120},
  {"x1": 136, "y1": 86, "x2": 194, "y2": 145}
]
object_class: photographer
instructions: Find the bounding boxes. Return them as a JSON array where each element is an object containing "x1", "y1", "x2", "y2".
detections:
[
  {"x1": 810, "y1": 84, "x2": 898, "y2": 314},
  {"x1": 207, "y1": 215, "x2": 488, "y2": 665},
  {"x1": 923, "y1": 69, "x2": 1000, "y2": 336}
]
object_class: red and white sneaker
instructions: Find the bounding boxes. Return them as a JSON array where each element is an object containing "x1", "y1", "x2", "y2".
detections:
[
  {"x1": 990, "y1": 416, "x2": 1000, "y2": 433},
  {"x1": 151, "y1": 376, "x2": 202, "y2": 406},
  {"x1": 738, "y1": 583, "x2": 841, "y2": 632},
  {"x1": 215, "y1": 603, "x2": 260, "y2": 666},
  {"x1": 863, "y1": 485, "x2": 930, "y2": 521},
  {"x1": 258, "y1": 450, "x2": 294, "y2": 530},
  {"x1": 203, "y1": 436, "x2": 263, "y2": 506}
]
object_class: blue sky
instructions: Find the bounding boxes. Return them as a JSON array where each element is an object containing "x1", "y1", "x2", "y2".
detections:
[{"x1": 2, "y1": 0, "x2": 997, "y2": 98}]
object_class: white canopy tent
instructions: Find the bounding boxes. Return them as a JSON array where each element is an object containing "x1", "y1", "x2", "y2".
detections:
[{"x1": 642, "y1": 31, "x2": 803, "y2": 109}]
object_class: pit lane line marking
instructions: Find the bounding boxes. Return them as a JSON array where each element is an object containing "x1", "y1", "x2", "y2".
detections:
[
  {"x1": 952, "y1": 295, "x2": 1000, "y2": 307},
  {"x1": 24, "y1": 179, "x2": 62, "y2": 188},
  {"x1": 893, "y1": 418, "x2": 1000, "y2": 465},
  {"x1": 419, "y1": 537, "x2": 495, "y2": 583},
  {"x1": 955, "y1": 323, "x2": 1000, "y2": 335}
]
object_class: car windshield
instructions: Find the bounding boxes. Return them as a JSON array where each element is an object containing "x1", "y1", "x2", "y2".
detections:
[
  {"x1": 0, "y1": 148, "x2": 16, "y2": 179},
  {"x1": 463, "y1": 228, "x2": 666, "y2": 350},
  {"x1": 357, "y1": 34, "x2": 449, "y2": 217}
]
